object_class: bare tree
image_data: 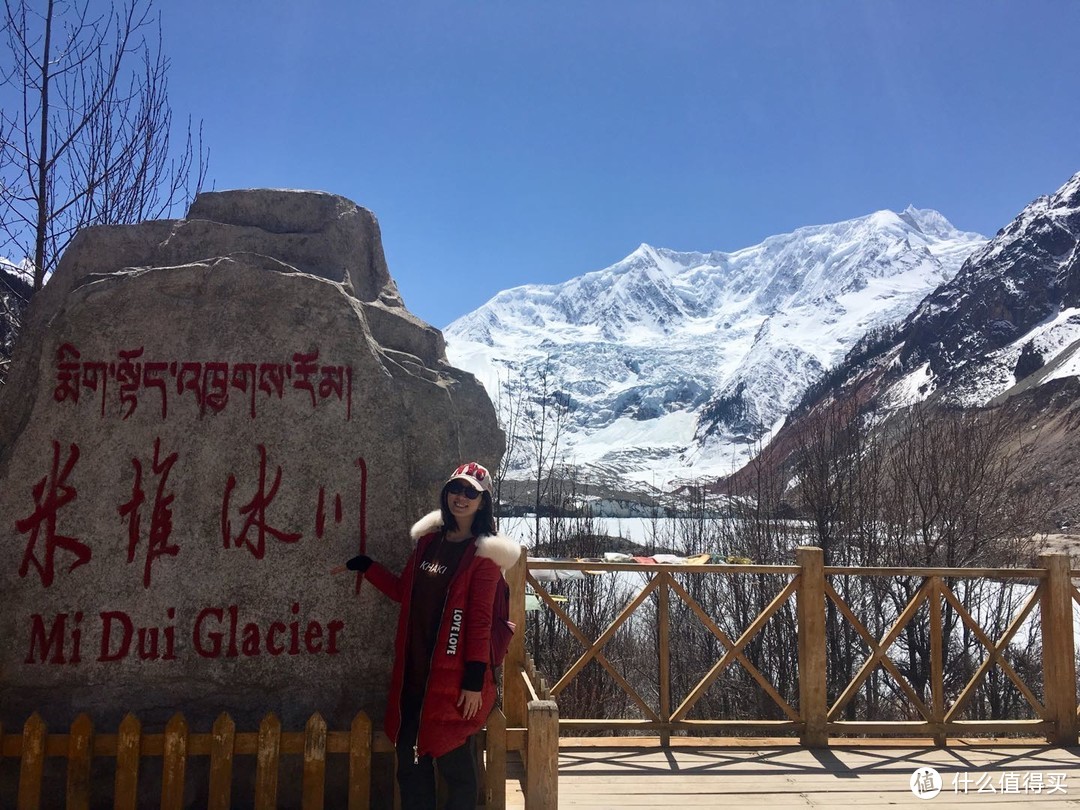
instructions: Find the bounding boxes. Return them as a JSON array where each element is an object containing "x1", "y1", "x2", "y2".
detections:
[
  {"x1": 491, "y1": 363, "x2": 527, "y2": 516},
  {"x1": 522, "y1": 360, "x2": 569, "y2": 545},
  {"x1": 0, "y1": 0, "x2": 207, "y2": 295}
]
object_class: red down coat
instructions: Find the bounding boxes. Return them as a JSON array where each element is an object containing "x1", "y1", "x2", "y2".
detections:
[{"x1": 364, "y1": 510, "x2": 521, "y2": 758}]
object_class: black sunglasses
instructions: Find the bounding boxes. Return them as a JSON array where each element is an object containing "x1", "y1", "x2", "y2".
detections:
[{"x1": 446, "y1": 481, "x2": 482, "y2": 500}]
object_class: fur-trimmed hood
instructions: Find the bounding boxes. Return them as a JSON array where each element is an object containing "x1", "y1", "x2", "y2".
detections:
[{"x1": 409, "y1": 510, "x2": 522, "y2": 574}]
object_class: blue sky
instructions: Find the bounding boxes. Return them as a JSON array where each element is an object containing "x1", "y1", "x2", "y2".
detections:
[{"x1": 158, "y1": 1, "x2": 1080, "y2": 328}]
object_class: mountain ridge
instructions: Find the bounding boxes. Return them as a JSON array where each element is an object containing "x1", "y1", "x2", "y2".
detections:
[
  {"x1": 749, "y1": 171, "x2": 1080, "y2": 525},
  {"x1": 445, "y1": 207, "x2": 987, "y2": 489}
]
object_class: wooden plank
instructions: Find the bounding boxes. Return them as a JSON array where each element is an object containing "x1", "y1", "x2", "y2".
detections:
[
  {"x1": 17, "y1": 713, "x2": 46, "y2": 810},
  {"x1": 796, "y1": 547, "x2": 827, "y2": 746},
  {"x1": 506, "y1": 728, "x2": 527, "y2": 751},
  {"x1": 557, "y1": 719, "x2": 801, "y2": 731},
  {"x1": 348, "y1": 711, "x2": 372, "y2": 810},
  {"x1": 301, "y1": 712, "x2": 327, "y2": 810},
  {"x1": 373, "y1": 730, "x2": 394, "y2": 753},
  {"x1": 66, "y1": 713, "x2": 93, "y2": 810},
  {"x1": 505, "y1": 546, "x2": 529, "y2": 728},
  {"x1": 828, "y1": 719, "x2": 1048, "y2": 734},
  {"x1": 657, "y1": 572, "x2": 671, "y2": 748},
  {"x1": 928, "y1": 577, "x2": 945, "y2": 746},
  {"x1": 113, "y1": 713, "x2": 142, "y2": 810},
  {"x1": 520, "y1": 742, "x2": 1080, "y2": 809},
  {"x1": 208, "y1": 713, "x2": 235, "y2": 810},
  {"x1": 485, "y1": 708, "x2": 507, "y2": 810},
  {"x1": 521, "y1": 667, "x2": 540, "y2": 703},
  {"x1": 160, "y1": 714, "x2": 188, "y2": 810},
  {"x1": 824, "y1": 566, "x2": 1046, "y2": 578},
  {"x1": 525, "y1": 701, "x2": 558, "y2": 810},
  {"x1": 1040, "y1": 553, "x2": 1079, "y2": 744},
  {"x1": 529, "y1": 561, "x2": 801, "y2": 574},
  {"x1": 555, "y1": 735, "x2": 1055, "y2": 748},
  {"x1": 254, "y1": 713, "x2": 281, "y2": 810}
]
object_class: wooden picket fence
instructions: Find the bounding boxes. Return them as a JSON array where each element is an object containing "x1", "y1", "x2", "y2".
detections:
[{"x1": 1, "y1": 708, "x2": 512, "y2": 809}]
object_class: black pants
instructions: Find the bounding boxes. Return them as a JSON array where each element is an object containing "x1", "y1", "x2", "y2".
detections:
[{"x1": 397, "y1": 698, "x2": 477, "y2": 810}]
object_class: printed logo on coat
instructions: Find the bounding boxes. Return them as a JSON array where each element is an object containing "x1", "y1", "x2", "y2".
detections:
[{"x1": 446, "y1": 608, "x2": 464, "y2": 656}]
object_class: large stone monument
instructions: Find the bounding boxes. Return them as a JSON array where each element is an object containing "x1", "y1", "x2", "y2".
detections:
[{"x1": 0, "y1": 190, "x2": 504, "y2": 735}]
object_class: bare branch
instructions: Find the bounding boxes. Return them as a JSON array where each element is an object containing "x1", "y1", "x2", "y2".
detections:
[{"x1": 0, "y1": 0, "x2": 209, "y2": 292}]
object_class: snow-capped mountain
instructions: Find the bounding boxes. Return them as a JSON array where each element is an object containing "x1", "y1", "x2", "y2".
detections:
[
  {"x1": 0, "y1": 261, "x2": 31, "y2": 378},
  {"x1": 751, "y1": 170, "x2": 1080, "y2": 524},
  {"x1": 444, "y1": 208, "x2": 986, "y2": 489},
  {"x1": 885, "y1": 171, "x2": 1080, "y2": 409}
]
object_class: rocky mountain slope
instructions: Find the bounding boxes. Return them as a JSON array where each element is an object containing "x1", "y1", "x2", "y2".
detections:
[{"x1": 756, "y1": 171, "x2": 1080, "y2": 525}]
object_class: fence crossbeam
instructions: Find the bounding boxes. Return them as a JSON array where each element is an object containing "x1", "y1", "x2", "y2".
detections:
[
  {"x1": 941, "y1": 581, "x2": 1045, "y2": 722},
  {"x1": 673, "y1": 577, "x2": 799, "y2": 721},
  {"x1": 666, "y1": 574, "x2": 799, "y2": 722},
  {"x1": 828, "y1": 578, "x2": 933, "y2": 721},
  {"x1": 528, "y1": 572, "x2": 660, "y2": 721}
]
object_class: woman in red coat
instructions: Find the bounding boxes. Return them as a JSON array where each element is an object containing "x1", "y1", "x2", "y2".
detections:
[{"x1": 343, "y1": 462, "x2": 520, "y2": 810}]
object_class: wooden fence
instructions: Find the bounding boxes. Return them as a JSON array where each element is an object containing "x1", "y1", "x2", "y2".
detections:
[
  {"x1": 8, "y1": 547, "x2": 1073, "y2": 807},
  {"x1": 2, "y1": 710, "x2": 378, "y2": 809},
  {"x1": 0, "y1": 707, "x2": 522, "y2": 810},
  {"x1": 519, "y1": 548, "x2": 1080, "y2": 748}
]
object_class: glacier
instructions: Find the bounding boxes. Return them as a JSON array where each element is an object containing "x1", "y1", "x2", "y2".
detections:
[{"x1": 444, "y1": 207, "x2": 986, "y2": 490}]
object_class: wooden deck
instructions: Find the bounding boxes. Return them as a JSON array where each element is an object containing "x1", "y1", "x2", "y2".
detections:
[{"x1": 503, "y1": 738, "x2": 1080, "y2": 808}]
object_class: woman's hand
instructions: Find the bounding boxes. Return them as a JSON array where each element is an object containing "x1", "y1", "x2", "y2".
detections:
[
  {"x1": 330, "y1": 555, "x2": 373, "y2": 575},
  {"x1": 457, "y1": 689, "x2": 482, "y2": 720}
]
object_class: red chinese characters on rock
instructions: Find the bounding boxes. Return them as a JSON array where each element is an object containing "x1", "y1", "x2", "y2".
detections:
[
  {"x1": 14, "y1": 438, "x2": 369, "y2": 595},
  {"x1": 15, "y1": 440, "x2": 366, "y2": 665},
  {"x1": 221, "y1": 447, "x2": 368, "y2": 569},
  {"x1": 51, "y1": 344, "x2": 354, "y2": 421},
  {"x1": 118, "y1": 438, "x2": 180, "y2": 588},
  {"x1": 16, "y1": 441, "x2": 91, "y2": 588},
  {"x1": 315, "y1": 458, "x2": 369, "y2": 595},
  {"x1": 221, "y1": 444, "x2": 303, "y2": 560}
]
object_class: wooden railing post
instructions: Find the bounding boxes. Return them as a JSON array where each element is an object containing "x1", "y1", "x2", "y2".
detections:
[
  {"x1": 484, "y1": 708, "x2": 507, "y2": 810},
  {"x1": 66, "y1": 713, "x2": 93, "y2": 810},
  {"x1": 928, "y1": 578, "x2": 946, "y2": 747},
  {"x1": 160, "y1": 714, "x2": 188, "y2": 810},
  {"x1": 347, "y1": 711, "x2": 372, "y2": 810},
  {"x1": 525, "y1": 700, "x2": 558, "y2": 810},
  {"x1": 301, "y1": 712, "x2": 327, "y2": 809},
  {"x1": 796, "y1": 547, "x2": 828, "y2": 747},
  {"x1": 505, "y1": 546, "x2": 529, "y2": 729},
  {"x1": 18, "y1": 712, "x2": 46, "y2": 810},
  {"x1": 657, "y1": 572, "x2": 671, "y2": 748},
  {"x1": 1039, "y1": 553, "x2": 1078, "y2": 746}
]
